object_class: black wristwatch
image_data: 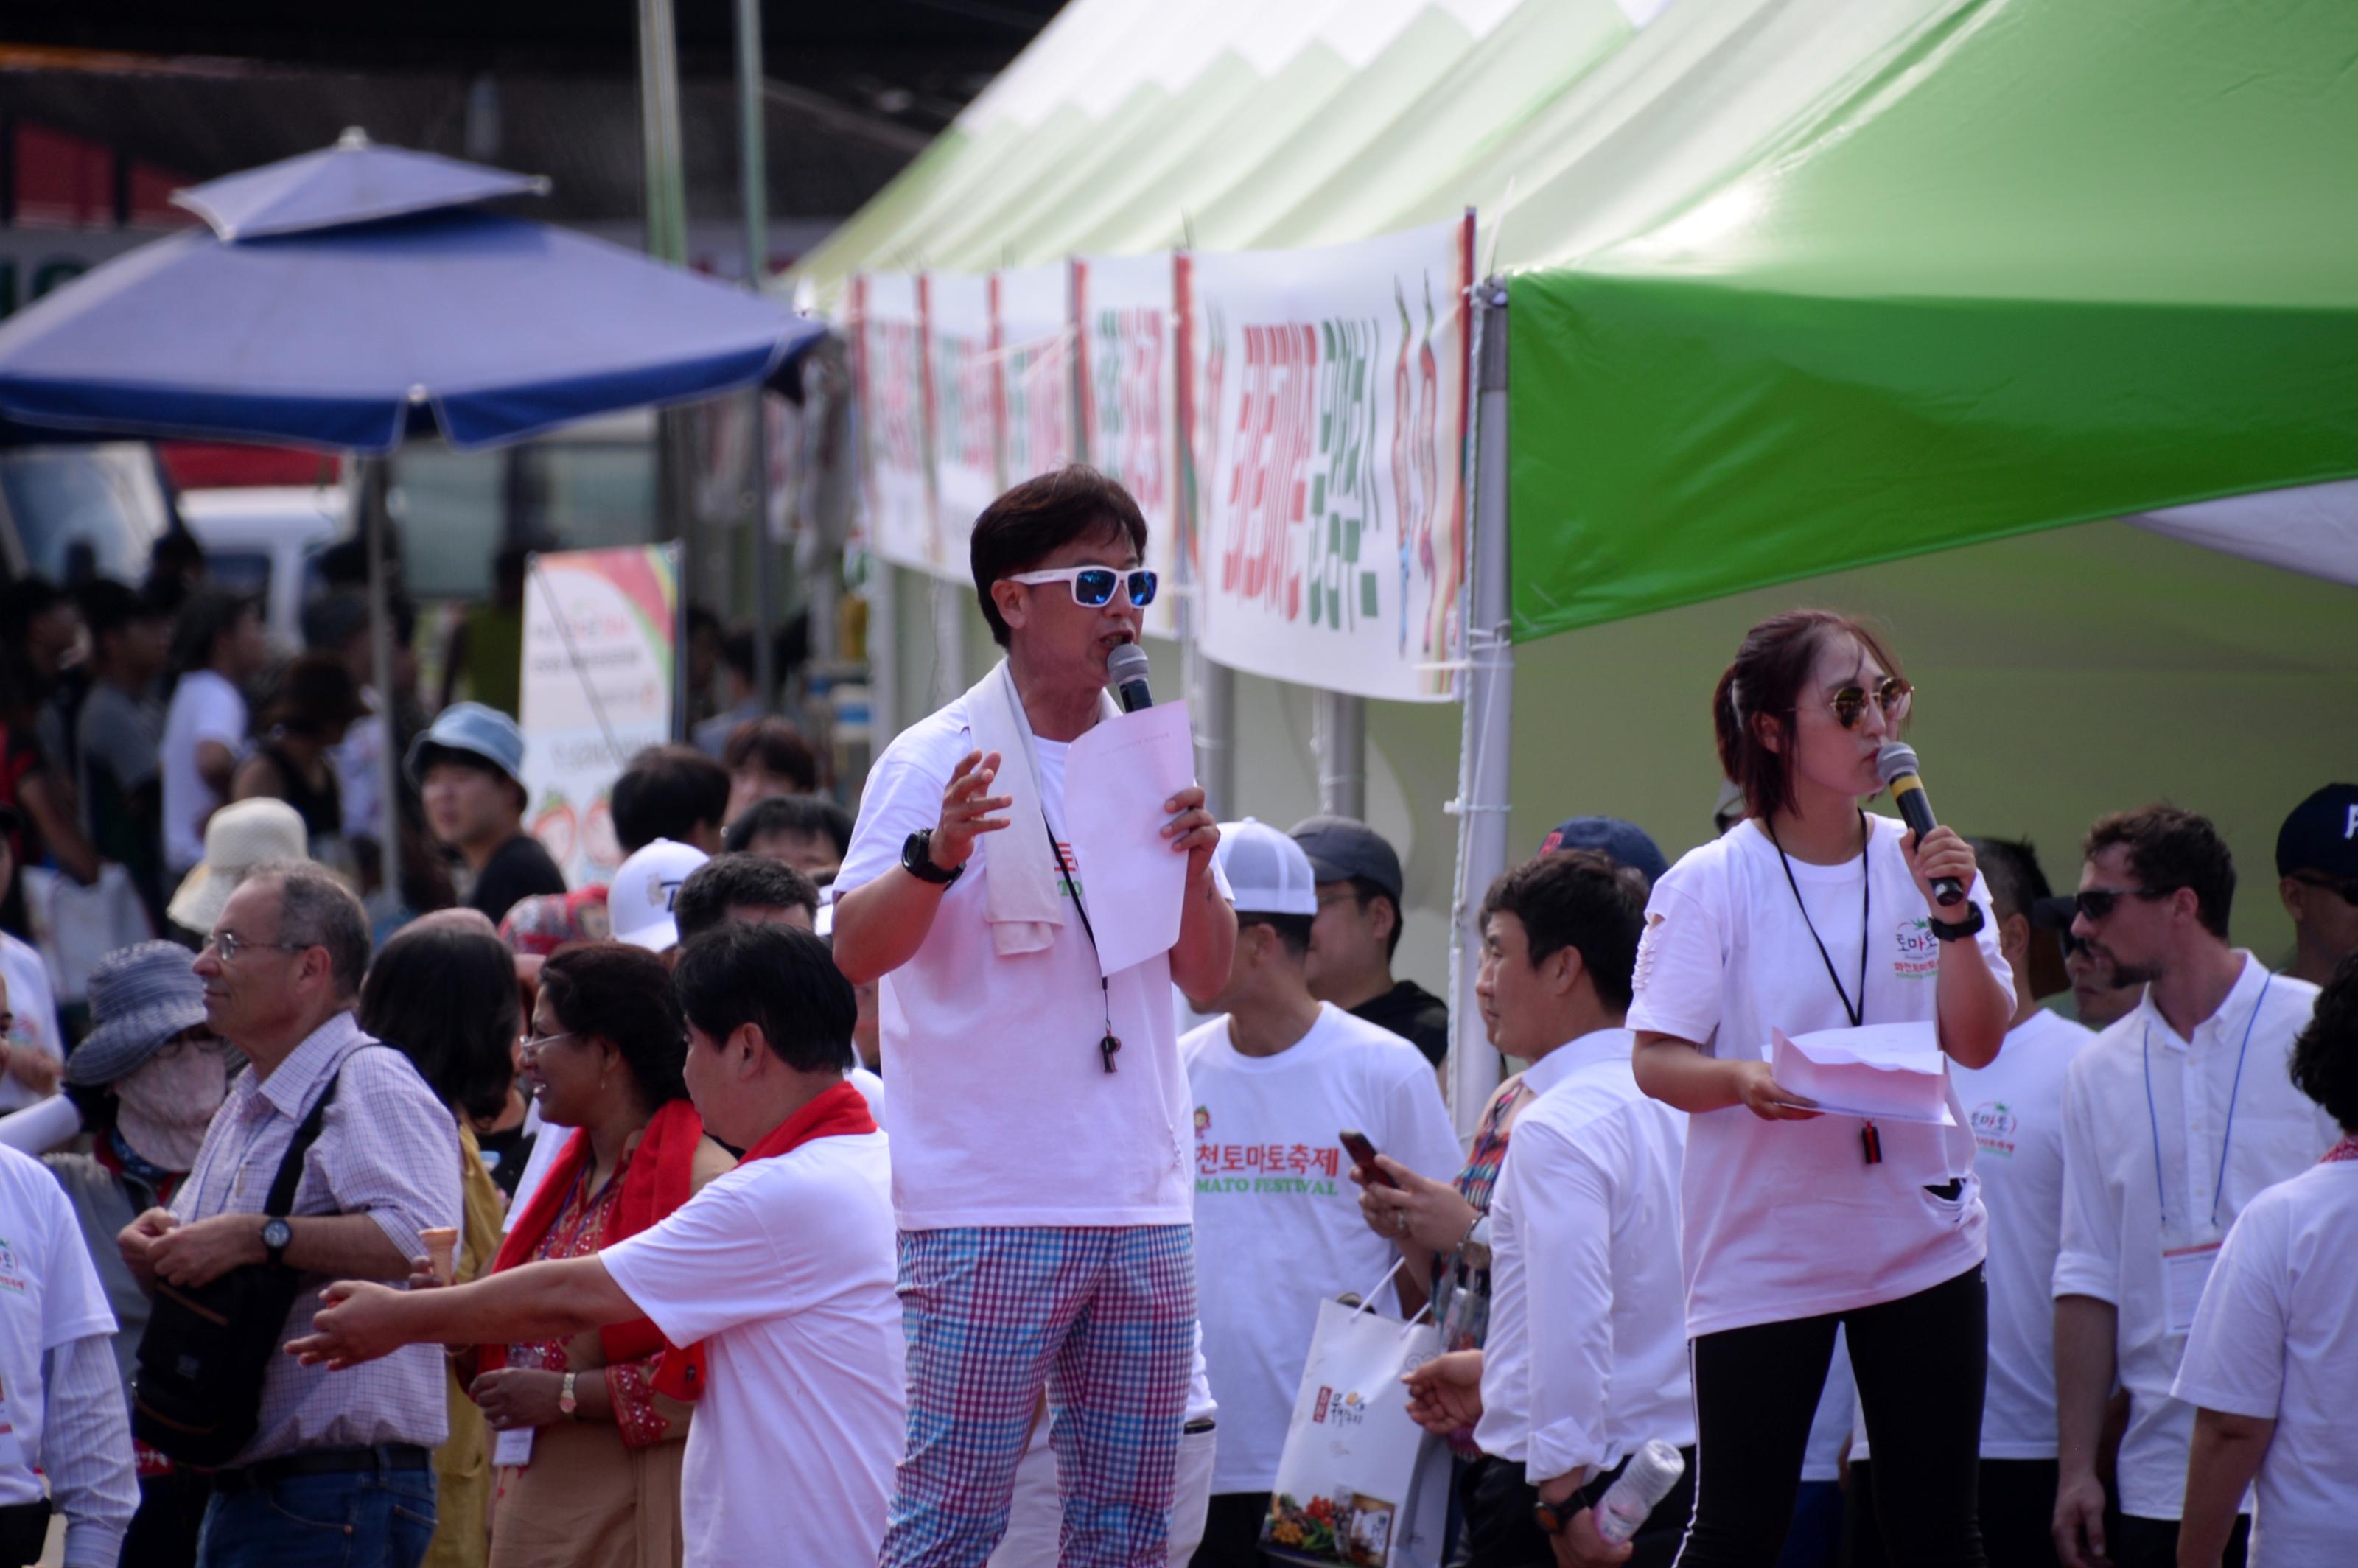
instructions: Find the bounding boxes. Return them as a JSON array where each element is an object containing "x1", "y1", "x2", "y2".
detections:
[
  {"x1": 1928, "y1": 903, "x2": 1986, "y2": 942},
  {"x1": 1532, "y1": 1499, "x2": 1575, "y2": 1538},
  {"x1": 260, "y1": 1217, "x2": 293, "y2": 1268},
  {"x1": 901, "y1": 829, "x2": 963, "y2": 886}
]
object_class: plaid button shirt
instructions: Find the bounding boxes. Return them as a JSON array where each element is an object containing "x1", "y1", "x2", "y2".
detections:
[{"x1": 172, "y1": 1009, "x2": 461, "y2": 1464}]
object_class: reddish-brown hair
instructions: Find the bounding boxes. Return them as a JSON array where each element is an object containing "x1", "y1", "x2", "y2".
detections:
[{"x1": 1712, "y1": 610, "x2": 1906, "y2": 822}]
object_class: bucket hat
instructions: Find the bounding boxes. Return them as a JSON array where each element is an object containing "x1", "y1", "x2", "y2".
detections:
[
  {"x1": 67, "y1": 941, "x2": 210, "y2": 1087},
  {"x1": 167, "y1": 797, "x2": 309, "y2": 934},
  {"x1": 405, "y1": 701, "x2": 526, "y2": 791}
]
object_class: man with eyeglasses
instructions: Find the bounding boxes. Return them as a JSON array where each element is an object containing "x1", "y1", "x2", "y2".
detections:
[
  {"x1": 2274, "y1": 783, "x2": 2358, "y2": 989},
  {"x1": 116, "y1": 861, "x2": 460, "y2": 1568},
  {"x1": 834, "y1": 466, "x2": 1234, "y2": 1568},
  {"x1": 2050, "y1": 808, "x2": 2337, "y2": 1568}
]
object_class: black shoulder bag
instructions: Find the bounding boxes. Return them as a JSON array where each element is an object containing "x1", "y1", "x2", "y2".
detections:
[{"x1": 132, "y1": 1071, "x2": 340, "y2": 1467}]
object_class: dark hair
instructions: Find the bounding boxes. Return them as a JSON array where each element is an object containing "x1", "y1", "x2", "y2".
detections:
[
  {"x1": 1343, "y1": 875, "x2": 1405, "y2": 963},
  {"x1": 721, "y1": 718, "x2": 819, "y2": 795},
  {"x1": 360, "y1": 925, "x2": 519, "y2": 1120},
  {"x1": 77, "y1": 578, "x2": 167, "y2": 643},
  {"x1": 612, "y1": 744, "x2": 730, "y2": 854},
  {"x1": 724, "y1": 793, "x2": 854, "y2": 861},
  {"x1": 1968, "y1": 837, "x2": 2051, "y2": 925},
  {"x1": 247, "y1": 859, "x2": 373, "y2": 998},
  {"x1": 415, "y1": 743, "x2": 528, "y2": 816},
  {"x1": 970, "y1": 465, "x2": 1149, "y2": 647},
  {"x1": 674, "y1": 854, "x2": 821, "y2": 945},
  {"x1": 2289, "y1": 951, "x2": 2358, "y2": 1133},
  {"x1": 1713, "y1": 609, "x2": 1906, "y2": 822},
  {"x1": 167, "y1": 587, "x2": 259, "y2": 692},
  {"x1": 1238, "y1": 911, "x2": 1314, "y2": 959},
  {"x1": 673, "y1": 923, "x2": 855, "y2": 1073},
  {"x1": 718, "y1": 629, "x2": 757, "y2": 680},
  {"x1": 537, "y1": 943, "x2": 688, "y2": 1108},
  {"x1": 2084, "y1": 805, "x2": 2236, "y2": 939},
  {"x1": 1477, "y1": 848, "x2": 1647, "y2": 1012},
  {"x1": 262, "y1": 652, "x2": 365, "y2": 739}
]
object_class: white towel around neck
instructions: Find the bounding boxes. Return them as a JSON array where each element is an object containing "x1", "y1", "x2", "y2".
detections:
[{"x1": 965, "y1": 658, "x2": 1119, "y2": 956}]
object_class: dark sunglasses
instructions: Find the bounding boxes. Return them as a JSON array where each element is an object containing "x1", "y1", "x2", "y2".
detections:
[
  {"x1": 1817, "y1": 676, "x2": 1912, "y2": 731},
  {"x1": 2073, "y1": 886, "x2": 2179, "y2": 921},
  {"x1": 2289, "y1": 871, "x2": 2358, "y2": 906},
  {"x1": 1004, "y1": 565, "x2": 1159, "y2": 609}
]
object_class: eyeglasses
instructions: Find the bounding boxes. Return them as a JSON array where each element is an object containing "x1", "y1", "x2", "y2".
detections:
[
  {"x1": 518, "y1": 1030, "x2": 578, "y2": 1058},
  {"x1": 1813, "y1": 676, "x2": 1913, "y2": 731},
  {"x1": 202, "y1": 931, "x2": 309, "y2": 963},
  {"x1": 2073, "y1": 886, "x2": 2180, "y2": 922},
  {"x1": 1003, "y1": 566, "x2": 1159, "y2": 609},
  {"x1": 2289, "y1": 872, "x2": 2358, "y2": 906}
]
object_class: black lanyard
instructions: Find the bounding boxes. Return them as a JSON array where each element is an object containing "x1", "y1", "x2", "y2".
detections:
[
  {"x1": 1044, "y1": 816, "x2": 1122, "y2": 1073},
  {"x1": 1768, "y1": 811, "x2": 1870, "y2": 1029}
]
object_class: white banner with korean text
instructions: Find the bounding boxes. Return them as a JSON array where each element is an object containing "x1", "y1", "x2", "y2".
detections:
[
  {"x1": 926, "y1": 271, "x2": 998, "y2": 577},
  {"x1": 1074, "y1": 252, "x2": 1183, "y2": 640},
  {"x1": 1184, "y1": 217, "x2": 1474, "y2": 701},
  {"x1": 850, "y1": 271, "x2": 938, "y2": 573},
  {"x1": 994, "y1": 263, "x2": 1078, "y2": 489}
]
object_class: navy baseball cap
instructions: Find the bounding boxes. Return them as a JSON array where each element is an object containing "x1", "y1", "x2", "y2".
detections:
[
  {"x1": 2277, "y1": 783, "x2": 2358, "y2": 879},
  {"x1": 1539, "y1": 816, "x2": 1670, "y2": 887},
  {"x1": 1289, "y1": 816, "x2": 1403, "y2": 903}
]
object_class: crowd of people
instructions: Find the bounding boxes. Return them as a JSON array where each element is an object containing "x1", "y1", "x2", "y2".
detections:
[{"x1": 0, "y1": 469, "x2": 2348, "y2": 1568}]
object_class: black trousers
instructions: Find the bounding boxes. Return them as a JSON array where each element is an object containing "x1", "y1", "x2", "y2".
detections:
[
  {"x1": 122, "y1": 1468, "x2": 211, "y2": 1568},
  {"x1": 1846, "y1": 1457, "x2": 2057, "y2": 1568},
  {"x1": 1677, "y1": 1264, "x2": 1987, "y2": 1568},
  {"x1": 1455, "y1": 1449, "x2": 1696, "y2": 1568},
  {"x1": 2108, "y1": 1511, "x2": 2248, "y2": 1568},
  {"x1": 1194, "y1": 1493, "x2": 1273, "y2": 1568}
]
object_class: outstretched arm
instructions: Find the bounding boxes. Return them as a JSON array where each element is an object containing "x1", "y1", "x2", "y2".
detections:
[{"x1": 288, "y1": 1254, "x2": 637, "y2": 1371}]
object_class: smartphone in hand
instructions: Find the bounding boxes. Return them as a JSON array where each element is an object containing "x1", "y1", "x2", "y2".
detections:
[{"x1": 1340, "y1": 1129, "x2": 1399, "y2": 1188}]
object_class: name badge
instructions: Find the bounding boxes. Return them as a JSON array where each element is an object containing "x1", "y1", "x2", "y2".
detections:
[
  {"x1": 493, "y1": 1427, "x2": 535, "y2": 1468},
  {"x1": 2163, "y1": 1241, "x2": 2225, "y2": 1337}
]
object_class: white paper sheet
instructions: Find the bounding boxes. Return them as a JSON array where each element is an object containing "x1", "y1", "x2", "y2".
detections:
[
  {"x1": 1061, "y1": 701, "x2": 1197, "y2": 976},
  {"x1": 1771, "y1": 1024, "x2": 1956, "y2": 1125}
]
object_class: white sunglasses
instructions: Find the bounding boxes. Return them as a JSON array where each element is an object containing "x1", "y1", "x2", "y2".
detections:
[{"x1": 1003, "y1": 565, "x2": 1159, "y2": 609}]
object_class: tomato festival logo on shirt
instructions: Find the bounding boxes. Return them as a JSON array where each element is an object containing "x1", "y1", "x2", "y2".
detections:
[
  {"x1": 0, "y1": 1235, "x2": 22, "y2": 1295},
  {"x1": 1893, "y1": 917, "x2": 1941, "y2": 979},
  {"x1": 1194, "y1": 1135, "x2": 1345, "y2": 1196},
  {"x1": 1053, "y1": 839, "x2": 1083, "y2": 900},
  {"x1": 1970, "y1": 1101, "x2": 2020, "y2": 1158}
]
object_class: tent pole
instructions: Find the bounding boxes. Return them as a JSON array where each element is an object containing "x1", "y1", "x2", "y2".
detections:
[
  {"x1": 1313, "y1": 691, "x2": 1365, "y2": 818},
  {"x1": 930, "y1": 574, "x2": 965, "y2": 705},
  {"x1": 361, "y1": 455, "x2": 402, "y2": 909},
  {"x1": 734, "y1": 0, "x2": 778, "y2": 713},
  {"x1": 1446, "y1": 281, "x2": 1512, "y2": 1135},
  {"x1": 638, "y1": 0, "x2": 694, "y2": 704},
  {"x1": 867, "y1": 558, "x2": 898, "y2": 746}
]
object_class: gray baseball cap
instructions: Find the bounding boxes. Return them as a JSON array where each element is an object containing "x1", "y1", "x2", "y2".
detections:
[{"x1": 1288, "y1": 816, "x2": 1402, "y2": 903}]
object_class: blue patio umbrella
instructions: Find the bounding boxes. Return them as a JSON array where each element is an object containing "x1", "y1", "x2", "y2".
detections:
[
  {"x1": 0, "y1": 130, "x2": 825, "y2": 451},
  {"x1": 0, "y1": 130, "x2": 828, "y2": 867}
]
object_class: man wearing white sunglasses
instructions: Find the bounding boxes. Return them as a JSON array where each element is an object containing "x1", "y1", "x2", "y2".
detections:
[{"x1": 835, "y1": 465, "x2": 1236, "y2": 1568}]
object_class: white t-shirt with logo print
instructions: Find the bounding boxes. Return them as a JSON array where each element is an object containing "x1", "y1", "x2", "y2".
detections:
[
  {"x1": 1626, "y1": 813, "x2": 2012, "y2": 1338},
  {"x1": 0, "y1": 1144, "x2": 116, "y2": 1511},
  {"x1": 838, "y1": 696, "x2": 1208, "y2": 1231}
]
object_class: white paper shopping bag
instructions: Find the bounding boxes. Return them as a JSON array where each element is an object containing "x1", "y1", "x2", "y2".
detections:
[{"x1": 1261, "y1": 1270, "x2": 1446, "y2": 1568}]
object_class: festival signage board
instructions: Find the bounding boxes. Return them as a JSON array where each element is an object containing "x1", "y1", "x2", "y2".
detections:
[
  {"x1": 1184, "y1": 217, "x2": 1474, "y2": 701},
  {"x1": 995, "y1": 262, "x2": 1078, "y2": 490},
  {"x1": 1074, "y1": 252, "x2": 1183, "y2": 640},
  {"x1": 517, "y1": 545, "x2": 679, "y2": 889},
  {"x1": 850, "y1": 271, "x2": 937, "y2": 573},
  {"x1": 926, "y1": 271, "x2": 998, "y2": 575}
]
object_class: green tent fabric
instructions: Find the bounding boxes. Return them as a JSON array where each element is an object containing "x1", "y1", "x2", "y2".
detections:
[{"x1": 1507, "y1": 0, "x2": 2358, "y2": 640}]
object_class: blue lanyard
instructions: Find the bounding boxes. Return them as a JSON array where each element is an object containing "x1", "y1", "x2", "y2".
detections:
[{"x1": 2141, "y1": 973, "x2": 2271, "y2": 1232}]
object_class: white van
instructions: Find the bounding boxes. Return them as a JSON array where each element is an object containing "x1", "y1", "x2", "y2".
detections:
[{"x1": 175, "y1": 486, "x2": 348, "y2": 649}]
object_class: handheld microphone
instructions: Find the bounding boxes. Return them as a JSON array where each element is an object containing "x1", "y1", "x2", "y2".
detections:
[
  {"x1": 1876, "y1": 742, "x2": 1965, "y2": 906},
  {"x1": 1108, "y1": 642, "x2": 1154, "y2": 713}
]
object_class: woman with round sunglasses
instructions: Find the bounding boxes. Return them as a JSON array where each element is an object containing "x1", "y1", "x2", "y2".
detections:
[{"x1": 1628, "y1": 609, "x2": 2014, "y2": 1568}]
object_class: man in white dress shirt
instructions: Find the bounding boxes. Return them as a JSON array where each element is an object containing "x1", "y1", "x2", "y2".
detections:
[
  {"x1": 2051, "y1": 808, "x2": 2335, "y2": 1568},
  {"x1": 1404, "y1": 850, "x2": 1692, "y2": 1568}
]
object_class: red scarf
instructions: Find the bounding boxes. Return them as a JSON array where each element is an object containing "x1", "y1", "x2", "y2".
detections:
[
  {"x1": 2322, "y1": 1133, "x2": 2358, "y2": 1165},
  {"x1": 479, "y1": 1098, "x2": 708, "y2": 1385}
]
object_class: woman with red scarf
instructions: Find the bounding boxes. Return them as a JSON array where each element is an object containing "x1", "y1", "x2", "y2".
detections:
[{"x1": 468, "y1": 943, "x2": 732, "y2": 1568}]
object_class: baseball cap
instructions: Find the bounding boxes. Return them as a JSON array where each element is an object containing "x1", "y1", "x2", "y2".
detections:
[
  {"x1": 1539, "y1": 816, "x2": 1670, "y2": 887},
  {"x1": 1288, "y1": 816, "x2": 1402, "y2": 903},
  {"x1": 608, "y1": 839, "x2": 710, "y2": 951},
  {"x1": 405, "y1": 701, "x2": 527, "y2": 791},
  {"x1": 2275, "y1": 783, "x2": 2358, "y2": 879},
  {"x1": 1214, "y1": 819, "x2": 1318, "y2": 917}
]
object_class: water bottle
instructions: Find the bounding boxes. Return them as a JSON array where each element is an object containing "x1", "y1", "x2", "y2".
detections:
[{"x1": 1594, "y1": 1439, "x2": 1686, "y2": 1544}]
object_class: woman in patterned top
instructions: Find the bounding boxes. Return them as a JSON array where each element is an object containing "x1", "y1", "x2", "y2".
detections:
[{"x1": 465, "y1": 942, "x2": 732, "y2": 1568}]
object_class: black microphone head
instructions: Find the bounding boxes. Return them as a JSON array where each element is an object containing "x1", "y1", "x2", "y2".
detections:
[
  {"x1": 1875, "y1": 741, "x2": 1920, "y2": 785},
  {"x1": 1108, "y1": 641, "x2": 1151, "y2": 692}
]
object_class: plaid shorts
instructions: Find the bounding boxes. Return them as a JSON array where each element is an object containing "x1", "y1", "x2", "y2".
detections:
[{"x1": 881, "y1": 1225, "x2": 1196, "y2": 1568}]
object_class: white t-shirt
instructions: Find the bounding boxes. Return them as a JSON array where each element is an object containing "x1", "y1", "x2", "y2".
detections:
[
  {"x1": 600, "y1": 1131, "x2": 903, "y2": 1568},
  {"x1": 159, "y1": 670, "x2": 247, "y2": 875},
  {"x1": 0, "y1": 1144, "x2": 117, "y2": 1508},
  {"x1": 2172, "y1": 1155, "x2": 2358, "y2": 1568},
  {"x1": 850, "y1": 1065, "x2": 886, "y2": 1127},
  {"x1": 1626, "y1": 815, "x2": 2011, "y2": 1337},
  {"x1": 837, "y1": 696, "x2": 1201, "y2": 1230},
  {"x1": 0, "y1": 935, "x2": 65, "y2": 1116},
  {"x1": 1180, "y1": 1004, "x2": 1463, "y2": 1494}
]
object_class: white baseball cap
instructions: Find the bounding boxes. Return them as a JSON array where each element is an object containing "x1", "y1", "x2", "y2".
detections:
[
  {"x1": 608, "y1": 839, "x2": 709, "y2": 951},
  {"x1": 1212, "y1": 818, "x2": 1318, "y2": 917}
]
